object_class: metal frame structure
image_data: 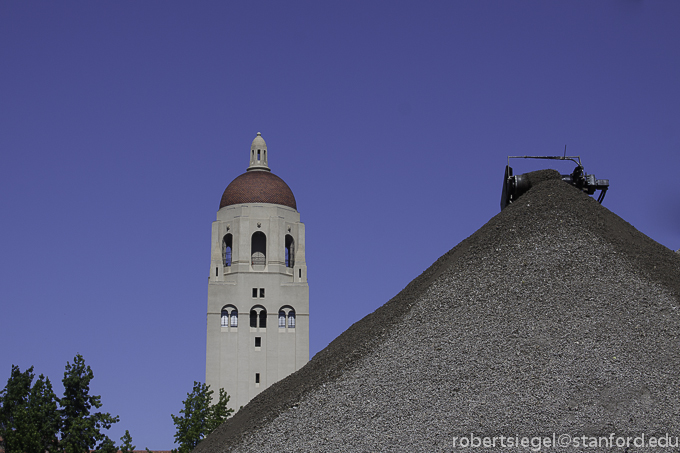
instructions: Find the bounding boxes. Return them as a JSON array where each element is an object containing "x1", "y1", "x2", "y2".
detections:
[{"x1": 501, "y1": 155, "x2": 609, "y2": 210}]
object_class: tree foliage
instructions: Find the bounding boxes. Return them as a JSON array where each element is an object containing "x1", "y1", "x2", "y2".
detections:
[
  {"x1": 60, "y1": 354, "x2": 119, "y2": 453},
  {"x1": 119, "y1": 430, "x2": 136, "y2": 453},
  {"x1": 0, "y1": 365, "x2": 60, "y2": 453},
  {"x1": 94, "y1": 436, "x2": 117, "y2": 453},
  {"x1": 171, "y1": 382, "x2": 233, "y2": 453},
  {"x1": 0, "y1": 355, "x2": 118, "y2": 453}
]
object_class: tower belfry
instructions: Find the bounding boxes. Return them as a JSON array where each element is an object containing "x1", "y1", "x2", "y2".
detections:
[{"x1": 205, "y1": 133, "x2": 309, "y2": 410}]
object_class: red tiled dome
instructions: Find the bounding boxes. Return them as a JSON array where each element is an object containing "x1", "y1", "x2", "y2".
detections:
[{"x1": 219, "y1": 170, "x2": 297, "y2": 210}]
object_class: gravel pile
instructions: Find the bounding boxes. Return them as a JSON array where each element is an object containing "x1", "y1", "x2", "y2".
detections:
[{"x1": 195, "y1": 171, "x2": 680, "y2": 453}]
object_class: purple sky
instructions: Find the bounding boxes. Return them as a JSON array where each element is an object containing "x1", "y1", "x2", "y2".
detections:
[{"x1": 1, "y1": 1, "x2": 679, "y2": 449}]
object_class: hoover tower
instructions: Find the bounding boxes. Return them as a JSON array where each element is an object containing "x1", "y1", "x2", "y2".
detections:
[{"x1": 205, "y1": 132, "x2": 309, "y2": 410}]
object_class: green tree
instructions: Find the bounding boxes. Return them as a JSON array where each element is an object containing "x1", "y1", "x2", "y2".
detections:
[
  {"x1": 206, "y1": 388, "x2": 231, "y2": 433},
  {"x1": 171, "y1": 382, "x2": 233, "y2": 453},
  {"x1": 119, "y1": 430, "x2": 135, "y2": 453},
  {"x1": 59, "y1": 354, "x2": 119, "y2": 453},
  {"x1": 29, "y1": 372, "x2": 61, "y2": 452},
  {"x1": 0, "y1": 365, "x2": 60, "y2": 453},
  {"x1": 94, "y1": 436, "x2": 117, "y2": 453}
]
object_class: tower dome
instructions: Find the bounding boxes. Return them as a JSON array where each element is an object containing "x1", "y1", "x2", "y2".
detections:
[
  {"x1": 219, "y1": 172, "x2": 297, "y2": 210},
  {"x1": 219, "y1": 132, "x2": 297, "y2": 210}
]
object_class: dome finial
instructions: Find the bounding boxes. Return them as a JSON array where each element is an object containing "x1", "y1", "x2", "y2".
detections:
[{"x1": 247, "y1": 132, "x2": 270, "y2": 171}]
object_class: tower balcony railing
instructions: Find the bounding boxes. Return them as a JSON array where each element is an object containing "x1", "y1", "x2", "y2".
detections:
[{"x1": 251, "y1": 256, "x2": 266, "y2": 266}]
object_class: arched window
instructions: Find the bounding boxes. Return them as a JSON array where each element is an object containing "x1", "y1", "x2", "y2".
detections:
[
  {"x1": 250, "y1": 305, "x2": 267, "y2": 329},
  {"x1": 222, "y1": 234, "x2": 233, "y2": 267},
  {"x1": 285, "y1": 235, "x2": 295, "y2": 268},
  {"x1": 251, "y1": 232, "x2": 266, "y2": 267},
  {"x1": 221, "y1": 305, "x2": 237, "y2": 328},
  {"x1": 278, "y1": 306, "x2": 296, "y2": 329}
]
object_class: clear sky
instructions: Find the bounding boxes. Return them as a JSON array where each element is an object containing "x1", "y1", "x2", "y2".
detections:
[{"x1": 1, "y1": 0, "x2": 678, "y2": 449}]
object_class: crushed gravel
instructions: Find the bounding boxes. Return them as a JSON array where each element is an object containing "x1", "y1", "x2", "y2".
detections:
[{"x1": 194, "y1": 170, "x2": 680, "y2": 453}]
